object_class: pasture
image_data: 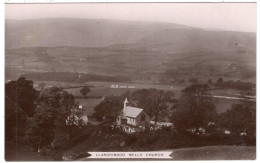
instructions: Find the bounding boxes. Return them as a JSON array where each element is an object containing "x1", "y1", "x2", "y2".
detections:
[
  {"x1": 169, "y1": 145, "x2": 256, "y2": 160},
  {"x1": 30, "y1": 79, "x2": 256, "y2": 116},
  {"x1": 75, "y1": 98, "x2": 103, "y2": 116},
  {"x1": 64, "y1": 82, "x2": 253, "y2": 115},
  {"x1": 5, "y1": 47, "x2": 256, "y2": 84},
  {"x1": 63, "y1": 81, "x2": 184, "y2": 100},
  {"x1": 213, "y1": 98, "x2": 246, "y2": 113}
]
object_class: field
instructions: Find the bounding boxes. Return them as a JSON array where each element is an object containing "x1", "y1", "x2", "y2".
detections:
[
  {"x1": 65, "y1": 83, "x2": 254, "y2": 115},
  {"x1": 65, "y1": 81, "x2": 184, "y2": 96},
  {"x1": 63, "y1": 81, "x2": 184, "y2": 116},
  {"x1": 5, "y1": 46, "x2": 256, "y2": 85},
  {"x1": 5, "y1": 142, "x2": 54, "y2": 161},
  {"x1": 169, "y1": 145, "x2": 256, "y2": 160},
  {"x1": 75, "y1": 98, "x2": 103, "y2": 116}
]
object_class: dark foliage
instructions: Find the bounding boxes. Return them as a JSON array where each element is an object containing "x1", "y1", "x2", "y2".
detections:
[
  {"x1": 214, "y1": 78, "x2": 255, "y2": 90},
  {"x1": 93, "y1": 96, "x2": 124, "y2": 122},
  {"x1": 5, "y1": 77, "x2": 39, "y2": 141},
  {"x1": 217, "y1": 104, "x2": 256, "y2": 142},
  {"x1": 5, "y1": 77, "x2": 39, "y2": 117},
  {"x1": 24, "y1": 105, "x2": 56, "y2": 151},
  {"x1": 92, "y1": 88, "x2": 175, "y2": 123},
  {"x1": 80, "y1": 86, "x2": 91, "y2": 98},
  {"x1": 173, "y1": 84, "x2": 216, "y2": 132},
  {"x1": 22, "y1": 72, "x2": 131, "y2": 83},
  {"x1": 223, "y1": 80, "x2": 255, "y2": 90}
]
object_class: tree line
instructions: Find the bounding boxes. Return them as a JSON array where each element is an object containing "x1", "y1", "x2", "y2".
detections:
[
  {"x1": 21, "y1": 72, "x2": 131, "y2": 83},
  {"x1": 213, "y1": 78, "x2": 255, "y2": 90}
]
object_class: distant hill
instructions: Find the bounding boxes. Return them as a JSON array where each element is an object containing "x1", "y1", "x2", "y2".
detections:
[
  {"x1": 5, "y1": 18, "x2": 256, "y2": 83},
  {"x1": 122, "y1": 28, "x2": 256, "y2": 53},
  {"x1": 6, "y1": 18, "x2": 256, "y2": 54},
  {"x1": 5, "y1": 18, "x2": 189, "y2": 49}
]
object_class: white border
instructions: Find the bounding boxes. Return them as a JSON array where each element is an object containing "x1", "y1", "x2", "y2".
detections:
[
  {"x1": 0, "y1": 0, "x2": 5, "y2": 163},
  {"x1": 0, "y1": 1, "x2": 258, "y2": 163},
  {"x1": 3, "y1": 0, "x2": 258, "y2": 3}
]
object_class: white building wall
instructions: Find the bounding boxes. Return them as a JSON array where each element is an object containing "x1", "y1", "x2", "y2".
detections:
[
  {"x1": 126, "y1": 117, "x2": 137, "y2": 126},
  {"x1": 127, "y1": 117, "x2": 130, "y2": 124}
]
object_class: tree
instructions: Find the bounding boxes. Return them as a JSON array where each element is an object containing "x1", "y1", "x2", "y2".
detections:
[
  {"x1": 207, "y1": 79, "x2": 213, "y2": 85},
  {"x1": 65, "y1": 106, "x2": 83, "y2": 145},
  {"x1": 24, "y1": 105, "x2": 56, "y2": 152},
  {"x1": 38, "y1": 82, "x2": 46, "y2": 91},
  {"x1": 36, "y1": 86, "x2": 75, "y2": 125},
  {"x1": 5, "y1": 77, "x2": 39, "y2": 117},
  {"x1": 217, "y1": 104, "x2": 256, "y2": 136},
  {"x1": 80, "y1": 86, "x2": 91, "y2": 98},
  {"x1": 93, "y1": 96, "x2": 123, "y2": 122},
  {"x1": 216, "y1": 78, "x2": 224, "y2": 87},
  {"x1": 130, "y1": 89, "x2": 174, "y2": 120},
  {"x1": 33, "y1": 86, "x2": 76, "y2": 148},
  {"x1": 5, "y1": 77, "x2": 38, "y2": 142},
  {"x1": 189, "y1": 77, "x2": 198, "y2": 83},
  {"x1": 172, "y1": 84, "x2": 216, "y2": 132},
  {"x1": 5, "y1": 97, "x2": 25, "y2": 141}
]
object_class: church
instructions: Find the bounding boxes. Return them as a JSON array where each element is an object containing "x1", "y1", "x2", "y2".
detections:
[{"x1": 116, "y1": 98, "x2": 150, "y2": 133}]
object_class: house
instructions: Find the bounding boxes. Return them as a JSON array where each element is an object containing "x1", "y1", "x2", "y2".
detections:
[
  {"x1": 81, "y1": 115, "x2": 88, "y2": 125},
  {"x1": 224, "y1": 130, "x2": 231, "y2": 135},
  {"x1": 116, "y1": 98, "x2": 150, "y2": 133},
  {"x1": 150, "y1": 121, "x2": 174, "y2": 130},
  {"x1": 110, "y1": 84, "x2": 119, "y2": 88},
  {"x1": 127, "y1": 86, "x2": 136, "y2": 89}
]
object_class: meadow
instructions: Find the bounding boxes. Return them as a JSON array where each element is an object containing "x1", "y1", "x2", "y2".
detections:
[
  {"x1": 5, "y1": 46, "x2": 256, "y2": 85},
  {"x1": 65, "y1": 83, "x2": 253, "y2": 116}
]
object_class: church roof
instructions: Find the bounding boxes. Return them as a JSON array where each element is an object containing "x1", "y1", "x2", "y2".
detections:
[{"x1": 123, "y1": 106, "x2": 143, "y2": 118}]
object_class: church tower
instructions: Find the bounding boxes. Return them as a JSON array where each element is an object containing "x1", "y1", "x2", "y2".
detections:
[{"x1": 124, "y1": 97, "x2": 129, "y2": 110}]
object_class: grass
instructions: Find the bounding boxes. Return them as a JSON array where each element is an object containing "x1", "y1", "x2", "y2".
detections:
[
  {"x1": 169, "y1": 145, "x2": 256, "y2": 160},
  {"x1": 5, "y1": 47, "x2": 256, "y2": 84},
  {"x1": 75, "y1": 98, "x2": 103, "y2": 115},
  {"x1": 5, "y1": 122, "x2": 256, "y2": 161},
  {"x1": 213, "y1": 98, "x2": 245, "y2": 113},
  {"x1": 64, "y1": 81, "x2": 184, "y2": 97},
  {"x1": 69, "y1": 86, "x2": 252, "y2": 114},
  {"x1": 209, "y1": 88, "x2": 255, "y2": 97},
  {"x1": 5, "y1": 141, "x2": 54, "y2": 161}
]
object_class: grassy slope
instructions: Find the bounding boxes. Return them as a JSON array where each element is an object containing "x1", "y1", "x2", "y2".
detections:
[
  {"x1": 5, "y1": 46, "x2": 256, "y2": 83},
  {"x1": 169, "y1": 145, "x2": 256, "y2": 160},
  {"x1": 5, "y1": 142, "x2": 53, "y2": 161}
]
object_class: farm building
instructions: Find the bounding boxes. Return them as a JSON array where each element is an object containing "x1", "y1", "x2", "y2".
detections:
[
  {"x1": 150, "y1": 121, "x2": 174, "y2": 130},
  {"x1": 110, "y1": 84, "x2": 119, "y2": 88},
  {"x1": 116, "y1": 98, "x2": 150, "y2": 133}
]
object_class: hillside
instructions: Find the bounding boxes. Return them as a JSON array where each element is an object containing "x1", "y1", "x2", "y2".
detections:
[
  {"x1": 5, "y1": 18, "x2": 256, "y2": 83},
  {"x1": 135, "y1": 28, "x2": 256, "y2": 53},
  {"x1": 5, "y1": 18, "x2": 189, "y2": 49}
]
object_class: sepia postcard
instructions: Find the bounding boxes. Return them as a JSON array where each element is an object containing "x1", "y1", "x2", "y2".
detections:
[{"x1": 3, "y1": 1, "x2": 256, "y2": 161}]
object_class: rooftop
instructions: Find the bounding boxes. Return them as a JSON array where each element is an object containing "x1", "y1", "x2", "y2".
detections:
[{"x1": 123, "y1": 106, "x2": 143, "y2": 118}]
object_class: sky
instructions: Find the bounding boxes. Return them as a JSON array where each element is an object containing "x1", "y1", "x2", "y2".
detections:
[{"x1": 5, "y1": 3, "x2": 256, "y2": 32}]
